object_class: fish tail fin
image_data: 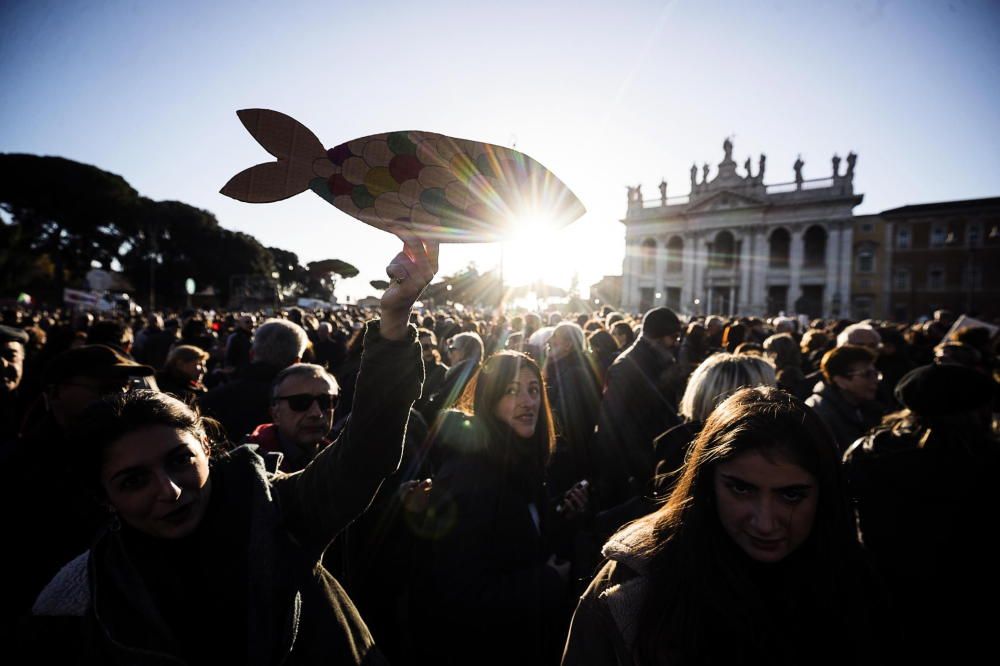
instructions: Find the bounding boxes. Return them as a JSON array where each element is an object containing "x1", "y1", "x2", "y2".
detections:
[{"x1": 220, "y1": 109, "x2": 326, "y2": 203}]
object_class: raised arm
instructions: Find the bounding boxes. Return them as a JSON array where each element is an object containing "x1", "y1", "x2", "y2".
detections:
[{"x1": 277, "y1": 232, "x2": 439, "y2": 553}]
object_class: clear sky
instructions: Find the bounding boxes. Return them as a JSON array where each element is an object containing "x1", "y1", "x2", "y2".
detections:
[{"x1": 2, "y1": 0, "x2": 998, "y2": 303}]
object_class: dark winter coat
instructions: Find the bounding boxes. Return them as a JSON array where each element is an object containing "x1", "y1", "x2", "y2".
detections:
[
  {"x1": 544, "y1": 351, "x2": 601, "y2": 493},
  {"x1": 23, "y1": 321, "x2": 421, "y2": 665},
  {"x1": 199, "y1": 360, "x2": 285, "y2": 442},
  {"x1": 843, "y1": 424, "x2": 1000, "y2": 663},
  {"x1": 805, "y1": 381, "x2": 883, "y2": 453},
  {"x1": 592, "y1": 337, "x2": 684, "y2": 509},
  {"x1": 413, "y1": 412, "x2": 567, "y2": 665}
]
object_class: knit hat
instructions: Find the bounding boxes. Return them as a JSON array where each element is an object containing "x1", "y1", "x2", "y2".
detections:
[
  {"x1": 642, "y1": 307, "x2": 681, "y2": 339},
  {"x1": 895, "y1": 363, "x2": 996, "y2": 417}
]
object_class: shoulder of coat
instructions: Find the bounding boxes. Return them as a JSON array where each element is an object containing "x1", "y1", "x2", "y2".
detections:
[{"x1": 32, "y1": 551, "x2": 91, "y2": 616}]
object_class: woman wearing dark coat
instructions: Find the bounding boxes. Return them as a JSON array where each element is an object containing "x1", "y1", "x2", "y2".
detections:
[
  {"x1": 564, "y1": 388, "x2": 889, "y2": 666},
  {"x1": 544, "y1": 323, "x2": 602, "y2": 493},
  {"x1": 414, "y1": 352, "x2": 579, "y2": 665},
  {"x1": 22, "y1": 237, "x2": 438, "y2": 665}
]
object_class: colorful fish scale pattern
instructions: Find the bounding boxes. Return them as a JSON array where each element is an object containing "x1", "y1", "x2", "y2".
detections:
[{"x1": 311, "y1": 130, "x2": 544, "y2": 242}]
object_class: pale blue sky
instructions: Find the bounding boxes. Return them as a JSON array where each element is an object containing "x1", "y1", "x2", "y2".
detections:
[{"x1": 2, "y1": 0, "x2": 998, "y2": 302}]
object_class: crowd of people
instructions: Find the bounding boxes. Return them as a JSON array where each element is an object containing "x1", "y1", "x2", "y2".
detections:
[{"x1": 1, "y1": 246, "x2": 997, "y2": 664}]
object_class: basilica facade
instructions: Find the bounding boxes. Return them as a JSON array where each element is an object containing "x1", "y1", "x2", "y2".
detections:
[{"x1": 620, "y1": 139, "x2": 862, "y2": 318}]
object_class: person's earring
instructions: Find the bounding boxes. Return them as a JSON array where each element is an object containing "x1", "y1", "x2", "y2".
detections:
[{"x1": 108, "y1": 507, "x2": 121, "y2": 532}]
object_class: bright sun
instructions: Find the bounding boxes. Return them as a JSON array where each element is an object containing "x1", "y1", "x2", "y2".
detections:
[{"x1": 502, "y1": 214, "x2": 566, "y2": 288}]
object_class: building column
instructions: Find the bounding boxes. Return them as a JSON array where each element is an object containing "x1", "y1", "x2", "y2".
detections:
[
  {"x1": 621, "y1": 238, "x2": 634, "y2": 310},
  {"x1": 789, "y1": 227, "x2": 804, "y2": 313},
  {"x1": 693, "y1": 234, "x2": 706, "y2": 313},
  {"x1": 654, "y1": 237, "x2": 666, "y2": 305},
  {"x1": 682, "y1": 233, "x2": 696, "y2": 314},
  {"x1": 839, "y1": 223, "x2": 853, "y2": 316},
  {"x1": 752, "y1": 228, "x2": 768, "y2": 314},
  {"x1": 825, "y1": 225, "x2": 840, "y2": 316},
  {"x1": 739, "y1": 233, "x2": 752, "y2": 311}
]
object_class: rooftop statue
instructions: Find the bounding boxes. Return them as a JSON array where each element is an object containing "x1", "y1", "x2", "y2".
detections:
[
  {"x1": 832, "y1": 153, "x2": 841, "y2": 178},
  {"x1": 723, "y1": 137, "x2": 734, "y2": 162},
  {"x1": 794, "y1": 155, "x2": 805, "y2": 187},
  {"x1": 846, "y1": 152, "x2": 857, "y2": 178}
]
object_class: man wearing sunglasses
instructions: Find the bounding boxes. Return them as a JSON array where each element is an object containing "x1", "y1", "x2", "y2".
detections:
[{"x1": 245, "y1": 364, "x2": 340, "y2": 473}]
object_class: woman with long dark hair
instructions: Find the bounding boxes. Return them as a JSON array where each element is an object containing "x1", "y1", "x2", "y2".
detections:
[
  {"x1": 563, "y1": 387, "x2": 886, "y2": 666},
  {"x1": 23, "y1": 236, "x2": 438, "y2": 665},
  {"x1": 416, "y1": 351, "x2": 576, "y2": 665}
]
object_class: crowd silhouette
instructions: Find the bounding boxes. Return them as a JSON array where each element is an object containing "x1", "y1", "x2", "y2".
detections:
[{"x1": 1, "y1": 249, "x2": 997, "y2": 664}]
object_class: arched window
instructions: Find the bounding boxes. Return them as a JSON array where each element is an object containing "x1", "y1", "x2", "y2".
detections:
[
  {"x1": 769, "y1": 228, "x2": 790, "y2": 268},
  {"x1": 803, "y1": 225, "x2": 827, "y2": 268},
  {"x1": 640, "y1": 238, "x2": 657, "y2": 273},
  {"x1": 666, "y1": 236, "x2": 683, "y2": 273},
  {"x1": 709, "y1": 231, "x2": 736, "y2": 269}
]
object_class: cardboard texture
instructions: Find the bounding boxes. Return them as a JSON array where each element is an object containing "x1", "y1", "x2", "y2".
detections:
[{"x1": 221, "y1": 109, "x2": 586, "y2": 242}]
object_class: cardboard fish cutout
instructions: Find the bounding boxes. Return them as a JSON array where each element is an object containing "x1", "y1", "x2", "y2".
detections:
[{"x1": 221, "y1": 109, "x2": 586, "y2": 242}]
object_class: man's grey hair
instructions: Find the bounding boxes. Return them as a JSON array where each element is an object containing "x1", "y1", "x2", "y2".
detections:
[
  {"x1": 271, "y1": 363, "x2": 339, "y2": 401},
  {"x1": 450, "y1": 331, "x2": 484, "y2": 365},
  {"x1": 837, "y1": 323, "x2": 881, "y2": 348},
  {"x1": 253, "y1": 319, "x2": 309, "y2": 368}
]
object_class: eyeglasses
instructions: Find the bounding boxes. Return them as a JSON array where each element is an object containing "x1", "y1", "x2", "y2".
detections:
[
  {"x1": 275, "y1": 393, "x2": 338, "y2": 412},
  {"x1": 845, "y1": 369, "x2": 882, "y2": 381}
]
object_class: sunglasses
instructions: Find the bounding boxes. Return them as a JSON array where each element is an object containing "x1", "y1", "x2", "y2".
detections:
[{"x1": 275, "y1": 393, "x2": 338, "y2": 412}]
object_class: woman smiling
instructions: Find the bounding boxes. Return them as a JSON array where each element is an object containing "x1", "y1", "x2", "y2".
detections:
[
  {"x1": 24, "y1": 235, "x2": 439, "y2": 665},
  {"x1": 415, "y1": 351, "x2": 577, "y2": 665}
]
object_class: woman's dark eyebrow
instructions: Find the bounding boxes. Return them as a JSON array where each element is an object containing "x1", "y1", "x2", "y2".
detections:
[
  {"x1": 109, "y1": 444, "x2": 190, "y2": 482},
  {"x1": 719, "y1": 472, "x2": 755, "y2": 488},
  {"x1": 719, "y1": 473, "x2": 814, "y2": 492},
  {"x1": 776, "y1": 483, "x2": 814, "y2": 492}
]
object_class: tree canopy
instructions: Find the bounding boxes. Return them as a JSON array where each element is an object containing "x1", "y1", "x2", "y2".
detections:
[{"x1": 0, "y1": 153, "x2": 343, "y2": 308}]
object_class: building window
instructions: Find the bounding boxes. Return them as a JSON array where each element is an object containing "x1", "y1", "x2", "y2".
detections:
[
  {"x1": 893, "y1": 267, "x2": 911, "y2": 291},
  {"x1": 856, "y1": 248, "x2": 874, "y2": 273},
  {"x1": 930, "y1": 225, "x2": 948, "y2": 247},
  {"x1": 769, "y1": 228, "x2": 790, "y2": 268},
  {"x1": 859, "y1": 278, "x2": 872, "y2": 290},
  {"x1": 853, "y1": 297, "x2": 873, "y2": 320},
  {"x1": 861, "y1": 223, "x2": 874, "y2": 233},
  {"x1": 709, "y1": 231, "x2": 736, "y2": 270},
  {"x1": 927, "y1": 265, "x2": 945, "y2": 290},
  {"x1": 803, "y1": 225, "x2": 827, "y2": 268},
  {"x1": 666, "y1": 287, "x2": 681, "y2": 310},
  {"x1": 666, "y1": 236, "x2": 683, "y2": 273},
  {"x1": 968, "y1": 222, "x2": 982, "y2": 247},
  {"x1": 640, "y1": 238, "x2": 656, "y2": 273},
  {"x1": 896, "y1": 227, "x2": 911, "y2": 250}
]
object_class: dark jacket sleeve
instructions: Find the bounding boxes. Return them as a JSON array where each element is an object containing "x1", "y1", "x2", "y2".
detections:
[
  {"x1": 561, "y1": 562, "x2": 630, "y2": 666},
  {"x1": 275, "y1": 320, "x2": 422, "y2": 555}
]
